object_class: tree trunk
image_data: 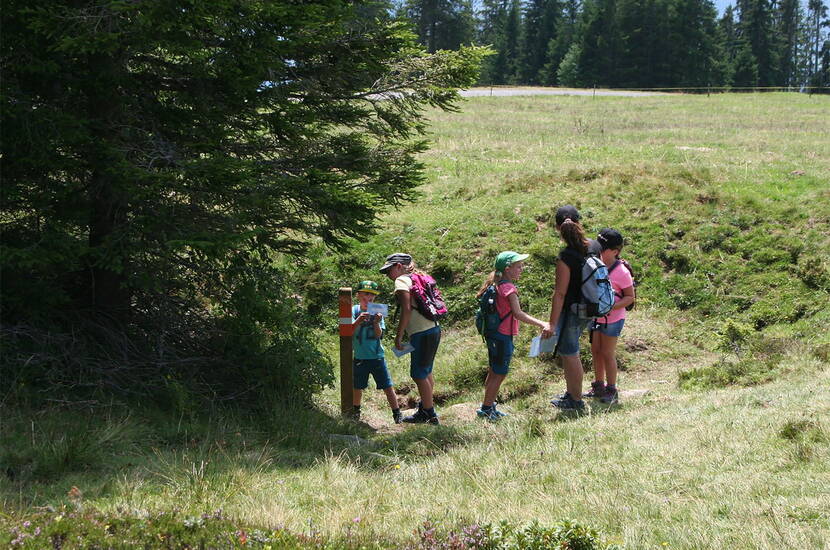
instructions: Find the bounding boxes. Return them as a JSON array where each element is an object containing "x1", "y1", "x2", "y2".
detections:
[{"x1": 87, "y1": 52, "x2": 130, "y2": 318}]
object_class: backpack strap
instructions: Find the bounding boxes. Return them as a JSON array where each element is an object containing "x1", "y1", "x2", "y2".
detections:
[{"x1": 495, "y1": 280, "x2": 513, "y2": 324}]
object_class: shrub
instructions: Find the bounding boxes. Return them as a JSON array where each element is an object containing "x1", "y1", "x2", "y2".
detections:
[{"x1": 410, "y1": 519, "x2": 620, "y2": 550}]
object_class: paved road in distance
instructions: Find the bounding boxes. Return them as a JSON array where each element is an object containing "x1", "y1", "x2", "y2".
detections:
[{"x1": 460, "y1": 87, "x2": 660, "y2": 97}]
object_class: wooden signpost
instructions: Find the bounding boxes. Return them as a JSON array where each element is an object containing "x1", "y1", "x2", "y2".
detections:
[{"x1": 338, "y1": 287, "x2": 354, "y2": 416}]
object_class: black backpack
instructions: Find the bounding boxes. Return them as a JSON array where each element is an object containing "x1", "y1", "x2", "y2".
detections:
[{"x1": 475, "y1": 281, "x2": 509, "y2": 338}]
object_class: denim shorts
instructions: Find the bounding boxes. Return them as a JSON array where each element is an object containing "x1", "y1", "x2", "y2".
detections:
[
  {"x1": 410, "y1": 325, "x2": 441, "y2": 380},
  {"x1": 591, "y1": 318, "x2": 625, "y2": 338},
  {"x1": 485, "y1": 331, "x2": 514, "y2": 375},
  {"x1": 353, "y1": 358, "x2": 393, "y2": 390},
  {"x1": 554, "y1": 312, "x2": 590, "y2": 356}
]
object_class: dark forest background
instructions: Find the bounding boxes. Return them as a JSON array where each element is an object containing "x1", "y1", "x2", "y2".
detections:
[{"x1": 396, "y1": 0, "x2": 830, "y2": 89}]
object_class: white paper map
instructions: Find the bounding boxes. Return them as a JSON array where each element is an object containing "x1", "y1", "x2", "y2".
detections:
[
  {"x1": 529, "y1": 335, "x2": 557, "y2": 357},
  {"x1": 367, "y1": 303, "x2": 388, "y2": 316}
]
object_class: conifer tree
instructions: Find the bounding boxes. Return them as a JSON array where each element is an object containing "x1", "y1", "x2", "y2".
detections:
[
  {"x1": 541, "y1": 0, "x2": 582, "y2": 85},
  {"x1": 736, "y1": 0, "x2": 780, "y2": 85},
  {"x1": 577, "y1": 0, "x2": 621, "y2": 87},
  {"x1": 667, "y1": 0, "x2": 720, "y2": 87},
  {"x1": 807, "y1": 0, "x2": 830, "y2": 81},
  {"x1": 777, "y1": 0, "x2": 803, "y2": 86},
  {"x1": 519, "y1": 0, "x2": 562, "y2": 84},
  {"x1": 403, "y1": 0, "x2": 476, "y2": 52},
  {"x1": 2, "y1": 1, "x2": 486, "y2": 327}
]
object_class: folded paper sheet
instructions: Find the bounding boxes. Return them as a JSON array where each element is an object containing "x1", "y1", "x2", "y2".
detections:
[{"x1": 529, "y1": 335, "x2": 557, "y2": 357}]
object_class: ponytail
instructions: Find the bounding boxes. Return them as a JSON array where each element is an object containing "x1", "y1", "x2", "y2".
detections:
[
  {"x1": 476, "y1": 271, "x2": 498, "y2": 297},
  {"x1": 559, "y1": 219, "x2": 588, "y2": 255},
  {"x1": 403, "y1": 260, "x2": 426, "y2": 277}
]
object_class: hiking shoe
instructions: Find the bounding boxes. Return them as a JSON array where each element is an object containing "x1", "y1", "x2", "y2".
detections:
[
  {"x1": 582, "y1": 381, "x2": 607, "y2": 398},
  {"x1": 551, "y1": 393, "x2": 586, "y2": 411},
  {"x1": 599, "y1": 386, "x2": 618, "y2": 405},
  {"x1": 402, "y1": 408, "x2": 440, "y2": 425},
  {"x1": 551, "y1": 391, "x2": 568, "y2": 404}
]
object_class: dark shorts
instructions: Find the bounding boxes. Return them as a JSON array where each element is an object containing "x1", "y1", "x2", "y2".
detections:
[
  {"x1": 410, "y1": 325, "x2": 441, "y2": 380},
  {"x1": 353, "y1": 358, "x2": 393, "y2": 390},
  {"x1": 591, "y1": 318, "x2": 625, "y2": 338},
  {"x1": 485, "y1": 331, "x2": 514, "y2": 375}
]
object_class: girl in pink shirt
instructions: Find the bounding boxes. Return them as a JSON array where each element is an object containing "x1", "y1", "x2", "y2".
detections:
[
  {"x1": 588, "y1": 229, "x2": 635, "y2": 404},
  {"x1": 475, "y1": 251, "x2": 549, "y2": 420}
]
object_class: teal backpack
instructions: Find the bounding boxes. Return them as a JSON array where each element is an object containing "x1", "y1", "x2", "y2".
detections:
[{"x1": 475, "y1": 281, "x2": 509, "y2": 338}]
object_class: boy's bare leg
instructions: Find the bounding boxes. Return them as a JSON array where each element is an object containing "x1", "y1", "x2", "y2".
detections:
[
  {"x1": 383, "y1": 387, "x2": 398, "y2": 410},
  {"x1": 353, "y1": 389, "x2": 363, "y2": 407}
]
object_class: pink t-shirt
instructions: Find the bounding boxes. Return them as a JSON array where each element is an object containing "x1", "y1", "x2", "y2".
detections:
[
  {"x1": 495, "y1": 282, "x2": 520, "y2": 336},
  {"x1": 603, "y1": 261, "x2": 634, "y2": 325}
]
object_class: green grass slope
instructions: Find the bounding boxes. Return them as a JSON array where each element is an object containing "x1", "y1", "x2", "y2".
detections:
[{"x1": 2, "y1": 92, "x2": 829, "y2": 549}]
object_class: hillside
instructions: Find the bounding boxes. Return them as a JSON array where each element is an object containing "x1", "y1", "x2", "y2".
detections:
[{"x1": 2, "y1": 92, "x2": 829, "y2": 549}]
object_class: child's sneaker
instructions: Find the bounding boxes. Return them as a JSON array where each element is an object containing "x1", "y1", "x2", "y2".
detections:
[
  {"x1": 392, "y1": 409, "x2": 402, "y2": 424},
  {"x1": 478, "y1": 404, "x2": 509, "y2": 421},
  {"x1": 477, "y1": 405, "x2": 498, "y2": 421},
  {"x1": 599, "y1": 385, "x2": 618, "y2": 404},
  {"x1": 582, "y1": 380, "x2": 606, "y2": 398},
  {"x1": 551, "y1": 392, "x2": 586, "y2": 411}
]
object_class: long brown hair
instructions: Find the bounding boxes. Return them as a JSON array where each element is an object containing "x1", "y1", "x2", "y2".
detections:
[{"x1": 559, "y1": 219, "x2": 589, "y2": 255}]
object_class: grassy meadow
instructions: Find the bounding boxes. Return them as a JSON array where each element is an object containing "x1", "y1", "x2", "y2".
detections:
[{"x1": 2, "y1": 91, "x2": 829, "y2": 549}]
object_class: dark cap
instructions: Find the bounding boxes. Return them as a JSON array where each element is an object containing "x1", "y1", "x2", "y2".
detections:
[
  {"x1": 597, "y1": 228, "x2": 624, "y2": 250},
  {"x1": 555, "y1": 205, "x2": 581, "y2": 225},
  {"x1": 379, "y1": 253, "x2": 412, "y2": 273}
]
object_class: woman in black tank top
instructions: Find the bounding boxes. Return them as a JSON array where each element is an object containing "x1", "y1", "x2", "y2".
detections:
[{"x1": 542, "y1": 206, "x2": 595, "y2": 411}]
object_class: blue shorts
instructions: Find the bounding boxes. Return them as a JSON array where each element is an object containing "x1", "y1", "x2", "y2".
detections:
[
  {"x1": 353, "y1": 358, "x2": 393, "y2": 390},
  {"x1": 554, "y1": 312, "x2": 590, "y2": 356},
  {"x1": 410, "y1": 325, "x2": 441, "y2": 380},
  {"x1": 486, "y1": 331, "x2": 514, "y2": 375},
  {"x1": 591, "y1": 318, "x2": 625, "y2": 338}
]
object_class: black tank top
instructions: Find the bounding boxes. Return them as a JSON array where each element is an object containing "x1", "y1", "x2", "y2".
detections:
[{"x1": 558, "y1": 239, "x2": 601, "y2": 308}]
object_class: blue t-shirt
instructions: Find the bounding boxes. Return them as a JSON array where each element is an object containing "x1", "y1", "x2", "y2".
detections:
[{"x1": 352, "y1": 305, "x2": 385, "y2": 360}]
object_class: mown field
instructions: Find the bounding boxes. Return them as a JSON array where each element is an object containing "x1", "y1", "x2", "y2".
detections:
[{"x1": 2, "y1": 91, "x2": 829, "y2": 549}]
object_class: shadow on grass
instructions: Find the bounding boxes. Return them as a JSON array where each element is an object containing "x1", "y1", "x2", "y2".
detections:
[{"x1": 0, "y1": 396, "x2": 486, "y2": 509}]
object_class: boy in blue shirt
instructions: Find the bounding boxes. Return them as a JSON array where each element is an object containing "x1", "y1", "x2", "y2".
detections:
[{"x1": 351, "y1": 280, "x2": 402, "y2": 424}]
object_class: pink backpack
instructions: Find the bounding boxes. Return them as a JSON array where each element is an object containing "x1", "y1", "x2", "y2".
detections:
[{"x1": 409, "y1": 273, "x2": 448, "y2": 321}]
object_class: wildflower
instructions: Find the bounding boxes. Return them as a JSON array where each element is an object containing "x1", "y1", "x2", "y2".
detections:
[{"x1": 352, "y1": 517, "x2": 361, "y2": 523}]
